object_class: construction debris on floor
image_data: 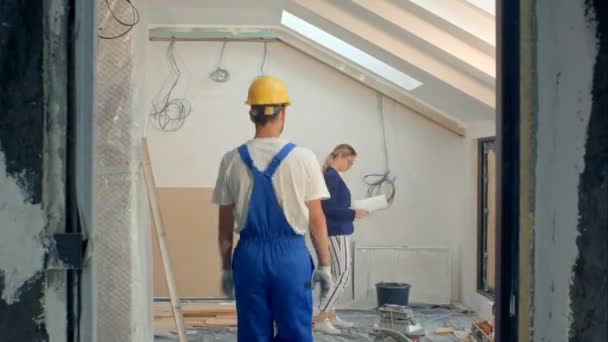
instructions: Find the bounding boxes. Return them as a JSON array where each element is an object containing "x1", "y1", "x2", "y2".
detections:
[
  {"x1": 470, "y1": 321, "x2": 494, "y2": 342},
  {"x1": 154, "y1": 303, "x2": 484, "y2": 342},
  {"x1": 372, "y1": 304, "x2": 425, "y2": 340},
  {"x1": 154, "y1": 301, "x2": 237, "y2": 333}
]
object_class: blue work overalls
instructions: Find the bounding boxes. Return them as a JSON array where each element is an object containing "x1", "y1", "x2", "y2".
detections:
[{"x1": 233, "y1": 143, "x2": 314, "y2": 342}]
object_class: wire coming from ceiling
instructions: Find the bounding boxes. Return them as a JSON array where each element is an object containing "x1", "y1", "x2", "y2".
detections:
[
  {"x1": 209, "y1": 40, "x2": 269, "y2": 82},
  {"x1": 98, "y1": 0, "x2": 140, "y2": 40},
  {"x1": 150, "y1": 40, "x2": 192, "y2": 132},
  {"x1": 260, "y1": 41, "x2": 268, "y2": 76},
  {"x1": 210, "y1": 40, "x2": 231, "y2": 83},
  {"x1": 363, "y1": 93, "x2": 397, "y2": 206}
]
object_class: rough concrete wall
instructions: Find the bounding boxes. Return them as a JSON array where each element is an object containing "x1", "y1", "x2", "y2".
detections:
[
  {"x1": 569, "y1": 1, "x2": 608, "y2": 340},
  {"x1": 42, "y1": 1, "x2": 70, "y2": 341},
  {"x1": 0, "y1": 0, "x2": 69, "y2": 341},
  {"x1": 533, "y1": 0, "x2": 607, "y2": 341}
]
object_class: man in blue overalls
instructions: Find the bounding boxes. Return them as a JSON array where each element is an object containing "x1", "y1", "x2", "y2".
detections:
[{"x1": 213, "y1": 76, "x2": 334, "y2": 341}]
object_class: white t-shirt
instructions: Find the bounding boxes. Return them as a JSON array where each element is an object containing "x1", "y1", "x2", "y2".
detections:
[{"x1": 212, "y1": 138, "x2": 330, "y2": 235}]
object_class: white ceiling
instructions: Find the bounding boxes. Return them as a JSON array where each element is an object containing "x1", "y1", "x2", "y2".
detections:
[{"x1": 142, "y1": 0, "x2": 496, "y2": 133}]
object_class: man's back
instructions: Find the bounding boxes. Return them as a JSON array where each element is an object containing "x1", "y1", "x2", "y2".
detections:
[{"x1": 212, "y1": 137, "x2": 329, "y2": 235}]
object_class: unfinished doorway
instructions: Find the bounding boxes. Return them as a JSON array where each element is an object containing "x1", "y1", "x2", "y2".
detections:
[{"x1": 89, "y1": 0, "x2": 506, "y2": 341}]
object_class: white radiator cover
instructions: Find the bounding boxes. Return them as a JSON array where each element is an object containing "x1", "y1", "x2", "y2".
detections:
[{"x1": 354, "y1": 246, "x2": 451, "y2": 306}]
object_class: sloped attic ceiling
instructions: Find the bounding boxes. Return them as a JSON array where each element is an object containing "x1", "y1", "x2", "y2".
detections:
[{"x1": 143, "y1": 0, "x2": 496, "y2": 136}]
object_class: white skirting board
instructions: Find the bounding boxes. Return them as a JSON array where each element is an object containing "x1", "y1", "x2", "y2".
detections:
[{"x1": 353, "y1": 246, "x2": 451, "y2": 306}]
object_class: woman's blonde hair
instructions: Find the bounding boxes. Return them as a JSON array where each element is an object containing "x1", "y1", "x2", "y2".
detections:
[{"x1": 322, "y1": 144, "x2": 357, "y2": 172}]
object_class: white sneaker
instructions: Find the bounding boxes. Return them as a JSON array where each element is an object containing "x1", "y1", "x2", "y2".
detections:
[
  {"x1": 332, "y1": 315, "x2": 354, "y2": 329},
  {"x1": 313, "y1": 319, "x2": 341, "y2": 335}
]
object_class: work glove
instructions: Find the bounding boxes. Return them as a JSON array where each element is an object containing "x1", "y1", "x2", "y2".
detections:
[
  {"x1": 221, "y1": 270, "x2": 234, "y2": 299},
  {"x1": 313, "y1": 266, "x2": 334, "y2": 302}
]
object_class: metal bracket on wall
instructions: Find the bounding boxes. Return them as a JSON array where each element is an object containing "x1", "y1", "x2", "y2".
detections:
[{"x1": 44, "y1": 233, "x2": 85, "y2": 270}]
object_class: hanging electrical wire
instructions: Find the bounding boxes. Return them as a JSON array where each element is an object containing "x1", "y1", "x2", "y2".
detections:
[
  {"x1": 150, "y1": 40, "x2": 192, "y2": 132},
  {"x1": 363, "y1": 93, "x2": 397, "y2": 206},
  {"x1": 98, "y1": 0, "x2": 140, "y2": 40},
  {"x1": 210, "y1": 40, "x2": 231, "y2": 83},
  {"x1": 260, "y1": 41, "x2": 268, "y2": 76}
]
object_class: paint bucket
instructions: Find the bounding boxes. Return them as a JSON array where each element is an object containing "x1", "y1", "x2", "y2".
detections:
[{"x1": 376, "y1": 282, "x2": 411, "y2": 307}]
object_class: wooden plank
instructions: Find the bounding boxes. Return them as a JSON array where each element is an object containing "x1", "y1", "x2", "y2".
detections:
[
  {"x1": 155, "y1": 302, "x2": 236, "y2": 318},
  {"x1": 143, "y1": 138, "x2": 188, "y2": 342},
  {"x1": 154, "y1": 318, "x2": 177, "y2": 332},
  {"x1": 183, "y1": 311, "x2": 236, "y2": 318},
  {"x1": 197, "y1": 317, "x2": 238, "y2": 327},
  {"x1": 155, "y1": 311, "x2": 236, "y2": 319},
  {"x1": 154, "y1": 316, "x2": 237, "y2": 332}
]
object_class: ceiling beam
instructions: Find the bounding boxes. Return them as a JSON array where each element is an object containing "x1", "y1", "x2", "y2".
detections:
[
  {"x1": 292, "y1": 0, "x2": 495, "y2": 108},
  {"x1": 390, "y1": 0, "x2": 493, "y2": 57},
  {"x1": 351, "y1": 0, "x2": 495, "y2": 79},
  {"x1": 273, "y1": 28, "x2": 467, "y2": 136},
  {"x1": 393, "y1": 0, "x2": 495, "y2": 48},
  {"x1": 463, "y1": 0, "x2": 495, "y2": 15}
]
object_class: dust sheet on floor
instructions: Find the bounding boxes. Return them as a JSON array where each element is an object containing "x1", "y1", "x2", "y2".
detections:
[{"x1": 154, "y1": 303, "x2": 479, "y2": 342}]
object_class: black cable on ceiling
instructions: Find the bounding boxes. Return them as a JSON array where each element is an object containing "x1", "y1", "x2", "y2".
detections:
[
  {"x1": 150, "y1": 40, "x2": 192, "y2": 132},
  {"x1": 210, "y1": 40, "x2": 231, "y2": 83},
  {"x1": 98, "y1": 0, "x2": 140, "y2": 40}
]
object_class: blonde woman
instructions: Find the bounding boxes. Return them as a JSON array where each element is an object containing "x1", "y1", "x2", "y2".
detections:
[{"x1": 313, "y1": 144, "x2": 368, "y2": 334}]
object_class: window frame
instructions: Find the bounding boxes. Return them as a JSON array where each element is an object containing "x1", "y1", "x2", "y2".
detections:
[{"x1": 477, "y1": 137, "x2": 497, "y2": 299}]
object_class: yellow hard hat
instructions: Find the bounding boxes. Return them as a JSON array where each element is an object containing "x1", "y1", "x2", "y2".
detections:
[{"x1": 246, "y1": 76, "x2": 291, "y2": 106}]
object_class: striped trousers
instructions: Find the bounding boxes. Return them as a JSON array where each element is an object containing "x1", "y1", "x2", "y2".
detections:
[{"x1": 321, "y1": 235, "x2": 351, "y2": 312}]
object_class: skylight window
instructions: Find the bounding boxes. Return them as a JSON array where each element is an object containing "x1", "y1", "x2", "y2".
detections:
[{"x1": 281, "y1": 11, "x2": 422, "y2": 91}]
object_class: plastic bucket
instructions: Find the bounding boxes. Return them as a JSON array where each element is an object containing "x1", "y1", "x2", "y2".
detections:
[{"x1": 375, "y1": 282, "x2": 411, "y2": 307}]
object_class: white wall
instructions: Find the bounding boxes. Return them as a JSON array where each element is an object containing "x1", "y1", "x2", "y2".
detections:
[{"x1": 142, "y1": 40, "x2": 472, "y2": 304}]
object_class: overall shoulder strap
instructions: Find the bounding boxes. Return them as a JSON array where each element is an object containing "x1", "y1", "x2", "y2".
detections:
[
  {"x1": 264, "y1": 143, "x2": 296, "y2": 177},
  {"x1": 237, "y1": 144, "x2": 256, "y2": 172}
]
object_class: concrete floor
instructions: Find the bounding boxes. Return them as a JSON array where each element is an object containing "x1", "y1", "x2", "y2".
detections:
[{"x1": 155, "y1": 305, "x2": 478, "y2": 342}]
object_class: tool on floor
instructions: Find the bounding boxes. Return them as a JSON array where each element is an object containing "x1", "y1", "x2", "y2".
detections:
[
  {"x1": 375, "y1": 304, "x2": 426, "y2": 340},
  {"x1": 143, "y1": 138, "x2": 187, "y2": 342}
]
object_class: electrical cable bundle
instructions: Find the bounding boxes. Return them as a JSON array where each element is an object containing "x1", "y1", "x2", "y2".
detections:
[
  {"x1": 210, "y1": 40, "x2": 230, "y2": 83},
  {"x1": 363, "y1": 93, "x2": 397, "y2": 206},
  {"x1": 150, "y1": 40, "x2": 192, "y2": 132},
  {"x1": 98, "y1": 0, "x2": 140, "y2": 40}
]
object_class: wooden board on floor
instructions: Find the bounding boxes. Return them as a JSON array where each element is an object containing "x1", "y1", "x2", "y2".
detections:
[
  {"x1": 155, "y1": 302, "x2": 236, "y2": 317},
  {"x1": 194, "y1": 317, "x2": 238, "y2": 327},
  {"x1": 155, "y1": 317, "x2": 238, "y2": 331},
  {"x1": 154, "y1": 302, "x2": 237, "y2": 332}
]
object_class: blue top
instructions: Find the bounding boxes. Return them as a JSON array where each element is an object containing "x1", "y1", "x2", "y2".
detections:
[{"x1": 322, "y1": 167, "x2": 355, "y2": 236}]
